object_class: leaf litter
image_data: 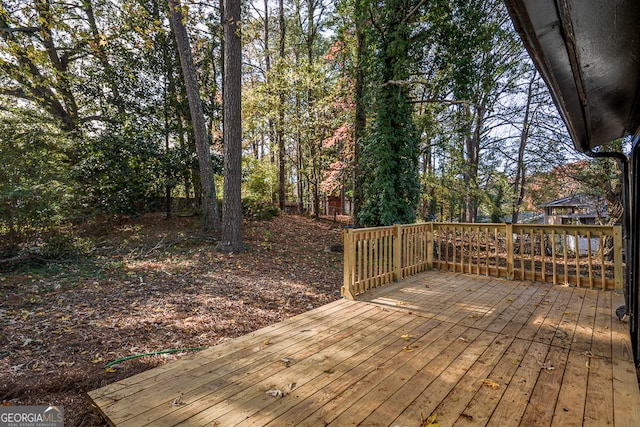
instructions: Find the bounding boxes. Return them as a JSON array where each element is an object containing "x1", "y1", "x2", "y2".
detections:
[{"x1": 0, "y1": 213, "x2": 344, "y2": 426}]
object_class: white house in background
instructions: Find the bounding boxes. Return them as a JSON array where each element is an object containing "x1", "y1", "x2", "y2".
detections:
[{"x1": 539, "y1": 193, "x2": 608, "y2": 226}]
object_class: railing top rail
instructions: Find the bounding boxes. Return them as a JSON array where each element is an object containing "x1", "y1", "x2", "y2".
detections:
[
  {"x1": 431, "y1": 222, "x2": 508, "y2": 228},
  {"x1": 429, "y1": 222, "x2": 618, "y2": 230},
  {"x1": 399, "y1": 222, "x2": 430, "y2": 229},
  {"x1": 345, "y1": 225, "x2": 395, "y2": 234},
  {"x1": 347, "y1": 222, "x2": 620, "y2": 234},
  {"x1": 512, "y1": 223, "x2": 619, "y2": 230}
]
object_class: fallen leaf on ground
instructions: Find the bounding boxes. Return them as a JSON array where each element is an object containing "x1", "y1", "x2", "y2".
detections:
[
  {"x1": 419, "y1": 412, "x2": 440, "y2": 427},
  {"x1": 539, "y1": 361, "x2": 555, "y2": 371},
  {"x1": 480, "y1": 379, "x2": 500, "y2": 389},
  {"x1": 401, "y1": 333, "x2": 413, "y2": 341},
  {"x1": 266, "y1": 389, "x2": 284, "y2": 398}
]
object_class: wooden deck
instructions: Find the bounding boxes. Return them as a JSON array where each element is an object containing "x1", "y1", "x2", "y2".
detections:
[{"x1": 88, "y1": 271, "x2": 640, "y2": 426}]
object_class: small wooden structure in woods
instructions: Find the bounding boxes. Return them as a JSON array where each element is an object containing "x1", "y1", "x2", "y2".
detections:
[{"x1": 540, "y1": 194, "x2": 608, "y2": 226}]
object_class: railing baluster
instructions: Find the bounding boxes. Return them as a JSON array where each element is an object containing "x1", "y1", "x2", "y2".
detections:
[
  {"x1": 520, "y1": 229, "x2": 525, "y2": 281},
  {"x1": 358, "y1": 237, "x2": 364, "y2": 294},
  {"x1": 599, "y1": 231, "x2": 605, "y2": 290},
  {"x1": 540, "y1": 230, "x2": 546, "y2": 283},
  {"x1": 563, "y1": 230, "x2": 568, "y2": 285},
  {"x1": 444, "y1": 226, "x2": 448, "y2": 271},
  {"x1": 551, "y1": 230, "x2": 557, "y2": 285},
  {"x1": 485, "y1": 226, "x2": 490, "y2": 277},
  {"x1": 467, "y1": 227, "x2": 472, "y2": 274},
  {"x1": 575, "y1": 230, "x2": 580, "y2": 288},
  {"x1": 493, "y1": 228, "x2": 500, "y2": 277},
  {"x1": 375, "y1": 231, "x2": 381, "y2": 288},
  {"x1": 451, "y1": 226, "x2": 457, "y2": 273},
  {"x1": 587, "y1": 230, "x2": 593, "y2": 289},
  {"x1": 476, "y1": 227, "x2": 480, "y2": 275}
]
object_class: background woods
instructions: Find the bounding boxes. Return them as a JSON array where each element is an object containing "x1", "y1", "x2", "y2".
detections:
[{"x1": 0, "y1": 0, "x2": 619, "y2": 256}]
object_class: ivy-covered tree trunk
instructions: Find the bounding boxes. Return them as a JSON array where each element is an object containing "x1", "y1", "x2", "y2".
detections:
[{"x1": 358, "y1": 0, "x2": 421, "y2": 227}]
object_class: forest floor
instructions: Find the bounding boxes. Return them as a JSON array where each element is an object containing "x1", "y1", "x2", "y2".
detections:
[{"x1": 0, "y1": 212, "x2": 347, "y2": 426}]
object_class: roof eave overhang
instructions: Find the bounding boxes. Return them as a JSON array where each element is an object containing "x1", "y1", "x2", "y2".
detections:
[{"x1": 504, "y1": 0, "x2": 640, "y2": 152}]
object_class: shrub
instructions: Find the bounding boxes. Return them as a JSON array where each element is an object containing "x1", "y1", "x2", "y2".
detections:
[
  {"x1": 242, "y1": 198, "x2": 279, "y2": 221},
  {"x1": 40, "y1": 232, "x2": 94, "y2": 260}
]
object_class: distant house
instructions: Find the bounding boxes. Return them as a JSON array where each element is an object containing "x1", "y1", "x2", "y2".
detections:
[{"x1": 539, "y1": 194, "x2": 608, "y2": 225}]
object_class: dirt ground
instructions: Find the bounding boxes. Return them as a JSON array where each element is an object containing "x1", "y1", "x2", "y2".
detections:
[{"x1": 0, "y1": 213, "x2": 347, "y2": 426}]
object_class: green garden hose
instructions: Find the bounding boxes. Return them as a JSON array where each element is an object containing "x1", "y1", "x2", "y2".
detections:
[{"x1": 104, "y1": 347, "x2": 208, "y2": 369}]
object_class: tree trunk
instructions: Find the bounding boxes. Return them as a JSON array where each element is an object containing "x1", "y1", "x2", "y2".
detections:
[
  {"x1": 0, "y1": 3, "x2": 78, "y2": 132},
  {"x1": 296, "y1": 97, "x2": 305, "y2": 214},
  {"x1": 511, "y1": 71, "x2": 536, "y2": 224},
  {"x1": 263, "y1": 0, "x2": 277, "y2": 167},
  {"x1": 219, "y1": 0, "x2": 244, "y2": 252},
  {"x1": 81, "y1": 0, "x2": 125, "y2": 115},
  {"x1": 463, "y1": 106, "x2": 482, "y2": 223},
  {"x1": 35, "y1": 0, "x2": 79, "y2": 125},
  {"x1": 164, "y1": 81, "x2": 172, "y2": 220},
  {"x1": 167, "y1": 0, "x2": 220, "y2": 233},
  {"x1": 277, "y1": 0, "x2": 287, "y2": 211},
  {"x1": 352, "y1": 0, "x2": 366, "y2": 227}
]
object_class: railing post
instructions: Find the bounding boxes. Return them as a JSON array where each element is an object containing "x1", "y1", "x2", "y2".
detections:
[
  {"x1": 506, "y1": 223, "x2": 514, "y2": 280},
  {"x1": 613, "y1": 225, "x2": 624, "y2": 291},
  {"x1": 342, "y1": 229, "x2": 356, "y2": 299},
  {"x1": 427, "y1": 222, "x2": 434, "y2": 269},
  {"x1": 393, "y1": 224, "x2": 402, "y2": 281}
]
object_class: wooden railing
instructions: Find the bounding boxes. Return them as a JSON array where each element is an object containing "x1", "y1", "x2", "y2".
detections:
[{"x1": 342, "y1": 222, "x2": 623, "y2": 299}]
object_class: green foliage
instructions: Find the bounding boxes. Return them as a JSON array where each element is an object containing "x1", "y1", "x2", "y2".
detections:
[
  {"x1": 359, "y1": 90, "x2": 421, "y2": 226},
  {"x1": 0, "y1": 115, "x2": 74, "y2": 255},
  {"x1": 242, "y1": 198, "x2": 280, "y2": 221},
  {"x1": 74, "y1": 132, "x2": 164, "y2": 216},
  {"x1": 243, "y1": 158, "x2": 278, "y2": 201},
  {"x1": 40, "y1": 231, "x2": 94, "y2": 260}
]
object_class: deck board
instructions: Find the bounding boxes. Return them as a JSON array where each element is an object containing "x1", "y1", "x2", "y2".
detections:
[{"x1": 88, "y1": 271, "x2": 640, "y2": 426}]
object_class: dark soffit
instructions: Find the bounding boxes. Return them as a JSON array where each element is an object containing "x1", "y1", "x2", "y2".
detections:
[{"x1": 504, "y1": 0, "x2": 640, "y2": 152}]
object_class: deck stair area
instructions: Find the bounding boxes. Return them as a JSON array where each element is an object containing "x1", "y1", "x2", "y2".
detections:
[{"x1": 88, "y1": 270, "x2": 640, "y2": 426}]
